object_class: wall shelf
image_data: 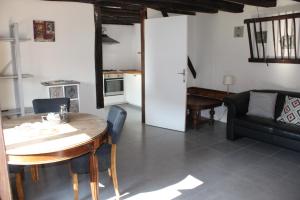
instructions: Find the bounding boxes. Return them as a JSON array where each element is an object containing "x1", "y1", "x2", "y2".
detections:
[
  {"x1": 0, "y1": 74, "x2": 34, "y2": 79},
  {"x1": 0, "y1": 37, "x2": 31, "y2": 42}
]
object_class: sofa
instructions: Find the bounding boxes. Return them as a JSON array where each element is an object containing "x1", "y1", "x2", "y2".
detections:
[{"x1": 224, "y1": 90, "x2": 300, "y2": 152}]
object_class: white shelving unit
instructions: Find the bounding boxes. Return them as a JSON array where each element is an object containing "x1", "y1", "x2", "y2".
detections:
[
  {"x1": 0, "y1": 23, "x2": 33, "y2": 116},
  {"x1": 41, "y1": 80, "x2": 80, "y2": 113}
]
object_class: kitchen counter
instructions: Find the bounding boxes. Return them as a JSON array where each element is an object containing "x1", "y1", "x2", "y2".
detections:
[{"x1": 103, "y1": 70, "x2": 142, "y2": 75}]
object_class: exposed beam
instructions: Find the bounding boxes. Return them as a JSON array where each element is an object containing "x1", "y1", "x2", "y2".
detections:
[
  {"x1": 101, "y1": 7, "x2": 140, "y2": 14},
  {"x1": 102, "y1": 19, "x2": 134, "y2": 25},
  {"x1": 101, "y1": 7, "x2": 140, "y2": 17},
  {"x1": 170, "y1": 0, "x2": 244, "y2": 13},
  {"x1": 225, "y1": 0, "x2": 276, "y2": 7},
  {"x1": 97, "y1": 0, "x2": 243, "y2": 13},
  {"x1": 97, "y1": 0, "x2": 219, "y2": 13},
  {"x1": 97, "y1": 1, "x2": 142, "y2": 11},
  {"x1": 94, "y1": 5, "x2": 104, "y2": 109},
  {"x1": 46, "y1": 0, "x2": 243, "y2": 13},
  {"x1": 102, "y1": 15, "x2": 140, "y2": 22},
  {"x1": 162, "y1": 9, "x2": 196, "y2": 15}
]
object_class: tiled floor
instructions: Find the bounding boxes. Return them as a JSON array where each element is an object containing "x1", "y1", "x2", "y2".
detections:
[{"x1": 12, "y1": 104, "x2": 300, "y2": 200}]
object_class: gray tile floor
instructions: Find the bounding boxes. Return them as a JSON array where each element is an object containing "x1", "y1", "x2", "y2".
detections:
[{"x1": 12, "y1": 105, "x2": 300, "y2": 200}]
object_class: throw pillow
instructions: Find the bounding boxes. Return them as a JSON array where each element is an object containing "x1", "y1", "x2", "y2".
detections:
[
  {"x1": 247, "y1": 91, "x2": 278, "y2": 119},
  {"x1": 277, "y1": 96, "x2": 300, "y2": 125}
]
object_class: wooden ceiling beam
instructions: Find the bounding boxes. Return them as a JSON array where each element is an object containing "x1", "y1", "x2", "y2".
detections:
[
  {"x1": 103, "y1": 15, "x2": 140, "y2": 22},
  {"x1": 100, "y1": 7, "x2": 140, "y2": 17},
  {"x1": 150, "y1": 5, "x2": 217, "y2": 14},
  {"x1": 102, "y1": 18, "x2": 136, "y2": 25},
  {"x1": 102, "y1": 20, "x2": 134, "y2": 25},
  {"x1": 225, "y1": 0, "x2": 277, "y2": 7},
  {"x1": 96, "y1": 1, "x2": 142, "y2": 11},
  {"x1": 169, "y1": 0, "x2": 244, "y2": 13},
  {"x1": 97, "y1": 0, "x2": 219, "y2": 13},
  {"x1": 161, "y1": 9, "x2": 196, "y2": 16}
]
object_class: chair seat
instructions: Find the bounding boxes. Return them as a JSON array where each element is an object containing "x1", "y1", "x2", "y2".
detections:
[{"x1": 70, "y1": 143, "x2": 111, "y2": 174}]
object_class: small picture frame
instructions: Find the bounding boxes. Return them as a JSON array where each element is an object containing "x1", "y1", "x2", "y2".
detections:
[
  {"x1": 234, "y1": 26, "x2": 244, "y2": 38},
  {"x1": 280, "y1": 35, "x2": 295, "y2": 49},
  {"x1": 33, "y1": 20, "x2": 55, "y2": 42},
  {"x1": 65, "y1": 85, "x2": 78, "y2": 99},
  {"x1": 49, "y1": 87, "x2": 63, "y2": 98},
  {"x1": 256, "y1": 31, "x2": 267, "y2": 43}
]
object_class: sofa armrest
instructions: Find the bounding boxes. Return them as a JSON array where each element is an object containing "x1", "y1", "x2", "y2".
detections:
[
  {"x1": 224, "y1": 91, "x2": 250, "y2": 140},
  {"x1": 224, "y1": 91, "x2": 250, "y2": 117}
]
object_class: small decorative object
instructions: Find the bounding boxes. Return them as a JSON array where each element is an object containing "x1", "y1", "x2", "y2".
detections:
[
  {"x1": 277, "y1": 96, "x2": 300, "y2": 125},
  {"x1": 33, "y1": 20, "x2": 55, "y2": 42},
  {"x1": 234, "y1": 26, "x2": 244, "y2": 38},
  {"x1": 256, "y1": 31, "x2": 267, "y2": 43},
  {"x1": 60, "y1": 104, "x2": 69, "y2": 123},
  {"x1": 42, "y1": 113, "x2": 61, "y2": 125},
  {"x1": 223, "y1": 75, "x2": 234, "y2": 94}
]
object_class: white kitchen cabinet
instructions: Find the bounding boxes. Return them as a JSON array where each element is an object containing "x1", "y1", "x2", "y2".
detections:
[{"x1": 124, "y1": 73, "x2": 141, "y2": 107}]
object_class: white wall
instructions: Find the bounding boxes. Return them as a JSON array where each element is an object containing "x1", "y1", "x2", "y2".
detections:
[
  {"x1": 0, "y1": 0, "x2": 102, "y2": 115},
  {"x1": 103, "y1": 24, "x2": 141, "y2": 70},
  {"x1": 187, "y1": 1, "x2": 300, "y2": 122}
]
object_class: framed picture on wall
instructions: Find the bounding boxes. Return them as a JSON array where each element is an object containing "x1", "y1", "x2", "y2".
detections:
[
  {"x1": 33, "y1": 20, "x2": 55, "y2": 42},
  {"x1": 255, "y1": 31, "x2": 267, "y2": 44}
]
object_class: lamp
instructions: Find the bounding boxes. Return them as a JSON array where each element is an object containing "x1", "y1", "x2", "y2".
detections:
[{"x1": 223, "y1": 75, "x2": 234, "y2": 94}]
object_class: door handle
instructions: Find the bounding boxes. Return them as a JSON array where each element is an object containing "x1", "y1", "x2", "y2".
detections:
[{"x1": 177, "y1": 69, "x2": 186, "y2": 83}]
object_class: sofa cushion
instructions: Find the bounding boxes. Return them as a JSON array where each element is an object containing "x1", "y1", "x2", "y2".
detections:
[
  {"x1": 273, "y1": 122, "x2": 300, "y2": 141},
  {"x1": 277, "y1": 96, "x2": 300, "y2": 125},
  {"x1": 234, "y1": 115, "x2": 300, "y2": 141},
  {"x1": 234, "y1": 115, "x2": 276, "y2": 134},
  {"x1": 247, "y1": 91, "x2": 278, "y2": 119}
]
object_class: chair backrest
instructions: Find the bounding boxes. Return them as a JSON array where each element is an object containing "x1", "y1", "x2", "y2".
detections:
[
  {"x1": 32, "y1": 98, "x2": 70, "y2": 114},
  {"x1": 107, "y1": 105, "x2": 127, "y2": 144}
]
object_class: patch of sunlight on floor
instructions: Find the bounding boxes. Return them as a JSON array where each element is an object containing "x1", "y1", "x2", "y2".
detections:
[{"x1": 106, "y1": 175, "x2": 204, "y2": 200}]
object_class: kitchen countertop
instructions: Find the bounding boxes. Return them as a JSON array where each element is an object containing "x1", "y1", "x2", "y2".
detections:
[{"x1": 103, "y1": 70, "x2": 142, "y2": 75}]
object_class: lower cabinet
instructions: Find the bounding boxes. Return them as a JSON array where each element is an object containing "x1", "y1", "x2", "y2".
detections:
[{"x1": 124, "y1": 73, "x2": 142, "y2": 107}]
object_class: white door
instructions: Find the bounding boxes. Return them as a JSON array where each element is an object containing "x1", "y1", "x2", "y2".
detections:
[{"x1": 145, "y1": 16, "x2": 187, "y2": 132}]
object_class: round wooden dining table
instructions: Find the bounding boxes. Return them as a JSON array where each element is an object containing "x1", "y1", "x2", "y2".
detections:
[{"x1": 3, "y1": 113, "x2": 107, "y2": 200}]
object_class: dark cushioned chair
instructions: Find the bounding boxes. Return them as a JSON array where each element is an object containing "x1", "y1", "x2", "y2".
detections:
[
  {"x1": 31, "y1": 98, "x2": 70, "y2": 182},
  {"x1": 224, "y1": 89, "x2": 300, "y2": 152},
  {"x1": 32, "y1": 98, "x2": 70, "y2": 114},
  {"x1": 70, "y1": 105, "x2": 127, "y2": 200},
  {"x1": 9, "y1": 165, "x2": 25, "y2": 200}
]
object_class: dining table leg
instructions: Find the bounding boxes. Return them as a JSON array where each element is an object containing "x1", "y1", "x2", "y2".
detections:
[
  {"x1": 30, "y1": 165, "x2": 39, "y2": 182},
  {"x1": 89, "y1": 150, "x2": 99, "y2": 200}
]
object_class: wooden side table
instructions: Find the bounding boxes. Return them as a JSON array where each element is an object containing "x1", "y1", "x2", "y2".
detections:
[{"x1": 187, "y1": 95, "x2": 223, "y2": 128}]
